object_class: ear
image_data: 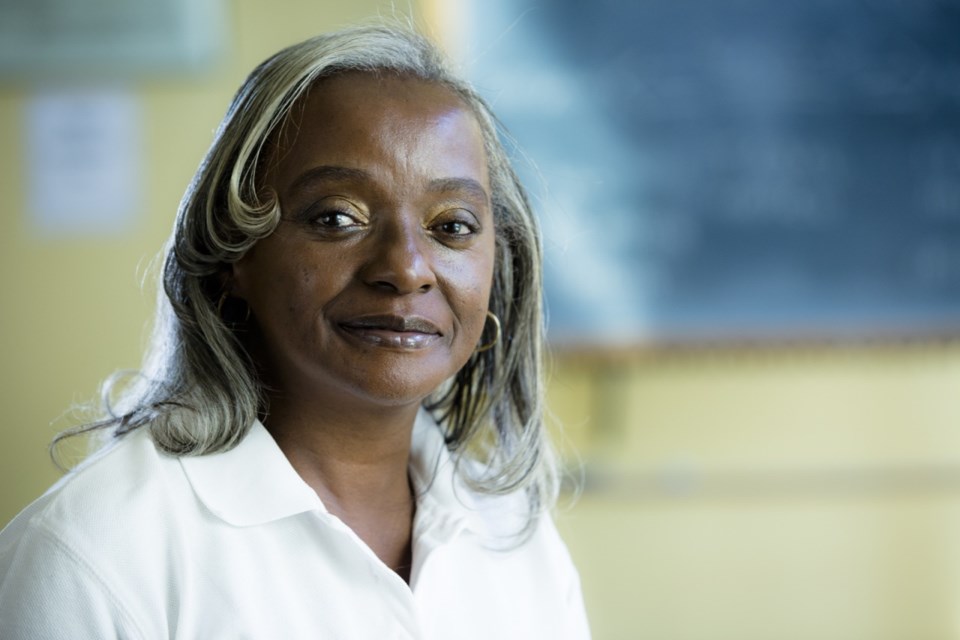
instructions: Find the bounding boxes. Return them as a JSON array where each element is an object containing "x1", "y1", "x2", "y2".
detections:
[{"x1": 219, "y1": 262, "x2": 246, "y2": 300}]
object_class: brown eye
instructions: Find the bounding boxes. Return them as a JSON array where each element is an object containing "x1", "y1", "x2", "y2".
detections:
[
  {"x1": 431, "y1": 210, "x2": 480, "y2": 240},
  {"x1": 438, "y1": 221, "x2": 473, "y2": 236},
  {"x1": 313, "y1": 210, "x2": 361, "y2": 229}
]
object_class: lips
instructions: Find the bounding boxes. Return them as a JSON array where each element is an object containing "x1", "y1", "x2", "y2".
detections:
[{"x1": 337, "y1": 314, "x2": 442, "y2": 349}]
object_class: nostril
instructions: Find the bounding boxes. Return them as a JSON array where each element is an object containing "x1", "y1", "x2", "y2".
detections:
[
  {"x1": 369, "y1": 280, "x2": 431, "y2": 294},
  {"x1": 372, "y1": 280, "x2": 399, "y2": 292}
]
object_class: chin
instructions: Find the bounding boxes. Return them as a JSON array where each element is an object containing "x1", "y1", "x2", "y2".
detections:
[{"x1": 332, "y1": 367, "x2": 449, "y2": 409}]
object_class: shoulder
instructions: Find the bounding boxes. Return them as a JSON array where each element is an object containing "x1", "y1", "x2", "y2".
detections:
[
  {"x1": 0, "y1": 428, "x2": 178, "y2": 639},
  {"x1": 0, "y1": 426, "x2": 187, "y2": 565},
  {"x1": 412, "y1": 493, "x2": 591, "y2": 639},
  {"x1": 408, "y1": 414, "x2": 590, "y2": 637},
  {"x1": 2, "y1": 428, "x2": 183, "y2": 549}
]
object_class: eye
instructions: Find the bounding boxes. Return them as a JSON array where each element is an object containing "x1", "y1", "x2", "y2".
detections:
[
  {"x1": 288, "y1": 195, "x2": 367, "y2": 237},
  {"x1": 430, "y1": 210, "x2": 481, "y2": 240},
  {"x1": 437, "y1": 220, "x2": 474, "y2": 236},
  {"x1": 310, "y1": 209, "x2": 363, "y2": 229}
]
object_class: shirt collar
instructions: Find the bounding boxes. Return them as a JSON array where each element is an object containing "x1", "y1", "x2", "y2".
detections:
[
  {"x1": 178, "y1": 411, "x2": 511, "y2": 536},
  {"x1": 408, "y1": 410, "x2": 477, "y2": 534},
  {"x1": 179, "y1": 420, "x2": 323, "y2": 526},
  {"x1": 409, "y1": 411, "x2": 528, "y2": 542}
]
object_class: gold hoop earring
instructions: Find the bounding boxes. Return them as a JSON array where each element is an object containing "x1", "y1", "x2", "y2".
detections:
[{"x1": 476, "y1": 311, "x2": 501, "y2": 353}]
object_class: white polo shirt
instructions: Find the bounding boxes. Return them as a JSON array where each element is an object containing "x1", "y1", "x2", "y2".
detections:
[{"x1": 0, "y1": 411, "x2": 590, "y2": 639}]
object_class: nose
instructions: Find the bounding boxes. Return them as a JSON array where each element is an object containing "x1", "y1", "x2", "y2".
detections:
[{"x1": 360, "y1": 219, "x2": 437, "y2": 294}]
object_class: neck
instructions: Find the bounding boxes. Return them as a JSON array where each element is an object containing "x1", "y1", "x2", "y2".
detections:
[{"x1": 262, "y1": 392, "x2": 420, "y2": 581}]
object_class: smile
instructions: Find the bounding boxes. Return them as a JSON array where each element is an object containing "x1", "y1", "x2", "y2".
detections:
[{"x1": 337, "y1": 314, "x2": 443, "y2": 349}]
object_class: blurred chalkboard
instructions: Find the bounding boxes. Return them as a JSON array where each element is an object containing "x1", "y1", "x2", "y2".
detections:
[{"x1": 460, "y1": 0, "x2": 960, "y2": 344}]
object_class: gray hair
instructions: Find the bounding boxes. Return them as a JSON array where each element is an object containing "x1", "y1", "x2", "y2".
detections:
[{"x1": 54, "y1": 24, "x2": 557, "y2": 530}]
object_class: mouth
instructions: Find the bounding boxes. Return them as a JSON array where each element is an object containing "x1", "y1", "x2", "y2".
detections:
[{"x1": 337, "y1": 314, "x2": 443, "y2": 349}]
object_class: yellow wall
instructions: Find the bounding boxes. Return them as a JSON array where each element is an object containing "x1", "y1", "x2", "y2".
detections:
[
  {"x1": 549, "y1": 346, "x2": 960, "y2": 640},
  {"x1": 4, "y1": 2, "x2": 960, "y2": 639}
]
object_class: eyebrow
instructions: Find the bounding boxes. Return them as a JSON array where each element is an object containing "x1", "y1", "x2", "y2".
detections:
[
  {"x1": 288, "y1": 165, "x2": 371, "y2": 193},
  {"x1": 288, "y1": 165, "x2": 490, "y2": 205},
  {"x1": 426, "y1": 177, "x2": 490, "y2": 205}
]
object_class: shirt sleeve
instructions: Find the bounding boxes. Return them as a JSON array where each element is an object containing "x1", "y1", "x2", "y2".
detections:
[
  {"x1": 0, "y1": 522, "x2": 143, "y2": 640},
  {"x1": 542, "y1": 515, "x2": 592, "y2": 640},
  {"x1": 563, "y1": 561, "x2": 592, "y2": 639}
]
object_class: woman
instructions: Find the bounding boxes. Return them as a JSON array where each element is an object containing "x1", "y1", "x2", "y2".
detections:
[{"x1": 0, "y1": 24, "x2": 589, "y2": 639}]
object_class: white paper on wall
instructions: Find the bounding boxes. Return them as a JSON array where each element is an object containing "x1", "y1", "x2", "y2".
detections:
[{"x1": 26, "y1": 88, "x2": 142, "y2": 236}]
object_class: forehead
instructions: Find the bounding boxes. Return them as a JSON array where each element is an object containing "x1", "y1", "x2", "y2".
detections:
[
  {"x1": 304, "y1": 71, "x2": 472, "y2": 118},
  {"x1": 267, "y1": 72, "x2": 489, "y2": 191}
]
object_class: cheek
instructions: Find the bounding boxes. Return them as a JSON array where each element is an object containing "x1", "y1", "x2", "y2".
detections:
[
  {"x1": 278, "y1": 266, "x2": 342, "y2": 335},
  {"x1": 237, "y1": 247, "x2": 329, "y2": 330},
  {"x1": 461, "y1": 290, "x2": 490, "y2": 340},
  {"x1": 455, "y1": 255, "x2": 496, "y2": 344}
]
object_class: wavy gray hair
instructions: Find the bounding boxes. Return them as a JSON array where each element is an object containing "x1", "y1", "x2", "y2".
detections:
[{"x1": 55, "y1": 24, "x2": 557, "y2": 527}]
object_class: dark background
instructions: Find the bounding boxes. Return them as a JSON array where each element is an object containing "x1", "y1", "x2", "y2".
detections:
[{"x1": 466, "y1": 0, "x2": 960, "y2": 343}]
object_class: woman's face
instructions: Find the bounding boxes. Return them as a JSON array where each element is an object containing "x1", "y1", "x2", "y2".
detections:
[{"x1": 232, "y1": 73, "x2": 495, "y2": 410}]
